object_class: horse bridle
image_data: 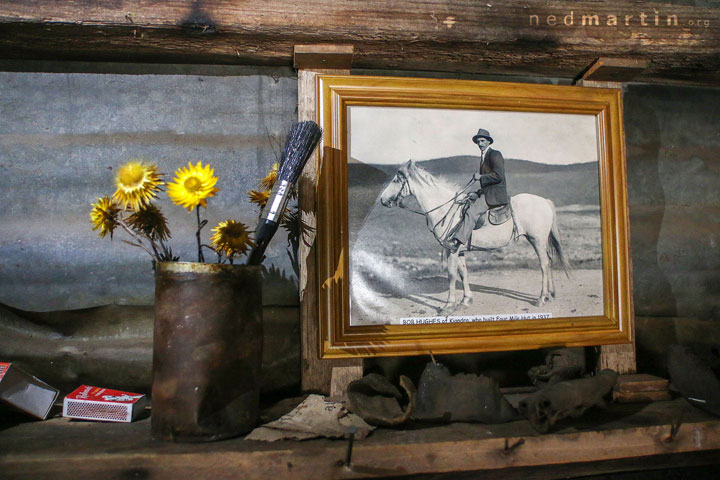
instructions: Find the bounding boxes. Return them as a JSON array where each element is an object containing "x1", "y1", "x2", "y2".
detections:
[
  {"x1": 390, "y1": 170, "x2": 424, "y2": 214},
  {"x1": 391, "y1": 168, "x2": 474, "y2": 216}
]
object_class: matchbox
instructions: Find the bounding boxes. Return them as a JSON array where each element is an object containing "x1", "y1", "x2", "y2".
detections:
[
  {"x1": 63, "y1": 385, "x2": 148, "y2": 422},
  {"x1": 0, "y1": 362, "x2": 59, "y2": 420}
]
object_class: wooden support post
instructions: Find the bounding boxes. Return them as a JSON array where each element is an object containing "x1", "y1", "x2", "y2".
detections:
[
  {"x1": 579, "y1": 58, "x2": 643, "y2": 375},
  {"x1": 296, "y1": 45, "x2": 363, "y2": 395}
]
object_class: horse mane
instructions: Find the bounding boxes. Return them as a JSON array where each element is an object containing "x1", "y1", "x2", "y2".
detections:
[{"x1": 408, "y1": 162, "x2": 461, "y2": 196}]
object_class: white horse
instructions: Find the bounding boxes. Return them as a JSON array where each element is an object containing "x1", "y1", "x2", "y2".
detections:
[{"x1": 379, "y1": 160, "x2": 570, "y2": 312}]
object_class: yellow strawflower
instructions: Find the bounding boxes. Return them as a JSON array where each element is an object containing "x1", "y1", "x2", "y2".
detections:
[
  {"x1": 126, "y1": 203, "x2": 171, "y2": 241},
  {"x1": 113, "y1": 160, "x2": 163, "y2": 211},
  {"x1": 260, "y1": 162, "x2": 280, "y2": 189},
  {"x1": 248, "y1": 189, "x2": 270, "y2": 209},
  {"x1": 167, "y1": 161, "x2": 219, "y2": 211},
  {"x1": 90, "y1": 196, "x2": 120, "y2": 238},
  {"x1": 210, "y1": 220, "x2": 255, "y2": 258}
]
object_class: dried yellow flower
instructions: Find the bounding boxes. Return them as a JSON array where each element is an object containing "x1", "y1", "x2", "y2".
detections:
[
  {"x1": 126, "y1": 203, "x2": 171, "y2": 241},
  {"x1": 167, "y1": 161, "x2": 219, "y2": 211},
  {"x1": 113, "y1": 160, "x2": 163, "y2": 211},
  {"x1": 210, "y1": 220, "x2": 255, "y2": 258},
  {"x1": 248, "y1": 189, "x2": 270, "y2": 209},
  {"x1": 90, "y1": 196, "x2": 121, "y2": 238}
]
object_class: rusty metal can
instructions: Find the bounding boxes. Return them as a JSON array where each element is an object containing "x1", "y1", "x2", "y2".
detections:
[{"x1": 151, "y1": 261, "x2": 262, "y2": 442}]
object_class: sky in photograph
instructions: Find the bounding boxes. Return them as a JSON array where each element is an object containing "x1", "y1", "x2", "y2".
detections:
[{"x1": 349, "y1": 106, "x2": 599, "y2": 165}]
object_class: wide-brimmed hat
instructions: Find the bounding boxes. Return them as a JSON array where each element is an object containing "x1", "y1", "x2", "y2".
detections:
[{"x1": 472, "y1": 128, "x2": 493, "y2": 144}]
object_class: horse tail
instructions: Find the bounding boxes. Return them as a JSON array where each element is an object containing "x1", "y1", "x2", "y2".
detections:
[{"x1": 547, "y1": 200, "x2": 572, "y2": 278}]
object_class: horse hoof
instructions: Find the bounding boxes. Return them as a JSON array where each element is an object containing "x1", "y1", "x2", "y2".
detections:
[
  {"x1": 439, "y1": 304, "x2": 457, "y2": 315},
  {"x1": 535, "y1": 295, "x2": 552, "y2": 306},
  {"x1": 461, "y1": 297, "x2": 473, "y2": 307}
]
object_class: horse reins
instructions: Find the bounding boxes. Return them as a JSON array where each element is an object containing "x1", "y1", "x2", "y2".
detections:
[{"x1": 394, "y1": 172, "x2": 476, "y2": 240}]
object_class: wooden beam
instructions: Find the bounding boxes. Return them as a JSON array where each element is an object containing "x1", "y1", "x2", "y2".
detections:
[
  {"x1": 578, "y1": 71, "x2": 637, "y2": 374},
  {"x1": 1, "y1": 1, "x2": 719, "y2": 85},
  {"x1": 297, "y1": 49, "x2": 362, "y2": 394}
]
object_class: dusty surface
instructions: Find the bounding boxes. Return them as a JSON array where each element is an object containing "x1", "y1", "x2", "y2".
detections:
[{"x1": 351, "y1": 267, "x2": 603, "y2": 325}]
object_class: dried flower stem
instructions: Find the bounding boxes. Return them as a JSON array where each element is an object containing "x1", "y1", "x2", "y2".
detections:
[
  {"x1": 196, "y1": 205, "x2": 206, "y2": 263},
  {"x1": 117, "y1": 220, "x2": 157, "y2": 259}
]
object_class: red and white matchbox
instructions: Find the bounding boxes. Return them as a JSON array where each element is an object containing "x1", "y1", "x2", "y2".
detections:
[
  {"x1": 0, "y1": 362, "x2": 59, "y2": 420},
  {"x1": 63, "y1": 385, "x2": 148, "y2": 422}
]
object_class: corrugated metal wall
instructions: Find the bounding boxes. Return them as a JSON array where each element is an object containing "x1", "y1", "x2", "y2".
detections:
[{"x1": 0, "y1": 66, "x2": 299, "y2": 311}]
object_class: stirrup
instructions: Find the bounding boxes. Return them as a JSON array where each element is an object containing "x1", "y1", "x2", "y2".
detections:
[{"x1": 443, "y1": 238, "x2": 462, "y2": 253}]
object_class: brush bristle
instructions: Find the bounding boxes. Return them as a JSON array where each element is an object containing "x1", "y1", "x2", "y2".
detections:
[{"x1": 278, "y1": 121, "x2": 322, "y2": 184}]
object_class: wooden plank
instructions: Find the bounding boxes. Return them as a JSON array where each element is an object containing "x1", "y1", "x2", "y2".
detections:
[
  {"x1": 582, "y1": 57, "x2": 650, "y2": 83},
  {"x1": 294, "y1": 45, "x2": 354, "y2": 70},
  {"x1": 329, "y1": 365, "x2": 364, "y2": 397},
  {"x1": 614, "y1": 390, "x2": 672, "y2": 403},
  {"x1": 598, "y1": 343, "x2": 637, "y2": 374},
  {"x1": 616, "y1": 374, "x2": 669, "y2": 393},
  {"x1": 298, "y1": 64, "x2": 362, "y2": 394},
  {"x1": 578, "y1": 74, "x2": 638, "y2": 375},
  {"x1": 1, "y1": 401, "x2": 719, "y2": 479},
  {"x1": 0, "y1": 1, "x2": 719, "y2": 85}
]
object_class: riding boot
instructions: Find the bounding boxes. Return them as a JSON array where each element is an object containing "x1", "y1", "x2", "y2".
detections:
[{"x1": 442, "y1": 238, "x2": 462, "y2": 253}]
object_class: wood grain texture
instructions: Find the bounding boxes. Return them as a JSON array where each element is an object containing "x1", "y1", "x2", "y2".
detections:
[
  {"x1": 599, "y1": 343, "x2": 637, "y2": 374},
  {"x1": 1, "y1": 400, "x2": 719, "y2": 479},
  {"x1": 294, "y1": 44, "x2": 354, "y2": 70},
  {"x1": 0, "y1": 1, "x2": 718, "y2": 85},
  {"x1": 582, "y1": 57, "x2": 651, "y2": 83},
  {"x1": 329, "y1": 365, "x2": 364, "y2": 397},
  {"x1": 298, "y1": 68, "x2": 362, "y2": 393},
  {"x1": 613, "y1": 390, "x2": 672, "y2": 403},
  {"x1": 581, "y1": 79, "x2": 638, "y2": 375},
  {"x1": 616, "y1": 374, "x2": 669, "y2": 393}
]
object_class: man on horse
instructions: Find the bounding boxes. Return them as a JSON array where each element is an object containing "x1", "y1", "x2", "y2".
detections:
[{"x1": 445, "y1": 128, "x2": 510, "y2": 252}]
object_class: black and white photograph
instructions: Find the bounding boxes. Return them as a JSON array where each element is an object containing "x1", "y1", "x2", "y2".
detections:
[{"x1": 347, "y1": 106, "x2": 604, "y2": 326}]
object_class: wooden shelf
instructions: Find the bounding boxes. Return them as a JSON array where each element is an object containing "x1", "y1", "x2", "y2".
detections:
[{"x1": 1, "y1": 399, "x2": 719, "y2": 479}]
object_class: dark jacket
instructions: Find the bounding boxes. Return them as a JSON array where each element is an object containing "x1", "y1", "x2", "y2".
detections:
[{"x1": 475, "y1": 148, "x2": 509, "y2": 207}]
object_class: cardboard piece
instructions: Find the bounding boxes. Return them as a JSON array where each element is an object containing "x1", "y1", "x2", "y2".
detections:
[
  {"x1": 0, "y1": 362, "x2": 59, "y2": 420},
  {"x1": 245, "y1": 394, "x2": 374, "y2": 442}
]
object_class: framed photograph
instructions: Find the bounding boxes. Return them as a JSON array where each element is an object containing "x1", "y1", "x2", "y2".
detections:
[{"x1": 314, "y1": 75, "x2": 631, "y2": 358}]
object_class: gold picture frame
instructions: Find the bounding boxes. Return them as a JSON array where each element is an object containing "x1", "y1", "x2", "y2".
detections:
[{"x1": 313, "y1": 74, "x2": 632, "y2": 358}]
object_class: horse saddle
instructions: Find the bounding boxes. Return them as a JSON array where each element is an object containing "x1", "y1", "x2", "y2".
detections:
[{"x1": 475, "y1": 204, "x2": 511, "y2": 229}]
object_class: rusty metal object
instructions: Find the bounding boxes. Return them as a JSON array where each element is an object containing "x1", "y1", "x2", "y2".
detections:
[
  {"x1": 152, "y1": 262, "x2": 262, "y2": 442},
  {"x1": 528, "y1": 347, "x2": 586, "y2": 387},
  {"x1": 413, "y1": 362, "x2": 518, "y2": 424},
  {"x1": 518, "y1": 369, "x2": 618, "y2": 433}
]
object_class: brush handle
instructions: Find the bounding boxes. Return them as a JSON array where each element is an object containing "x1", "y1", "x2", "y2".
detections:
[
  {"x1": 247, "y1": 120, "x2": 321, "y2": 266},
  {"x1": 247, "y1": 220, "x2": 280, "y2": 265},
  {"x1": 247, "y1": 179, "x2": 292, "y2": 265}
]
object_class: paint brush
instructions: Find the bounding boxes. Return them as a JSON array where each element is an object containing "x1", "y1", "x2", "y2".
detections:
[{"x1": 247, "y1": 121, "x2": 322, "y2": 265}]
